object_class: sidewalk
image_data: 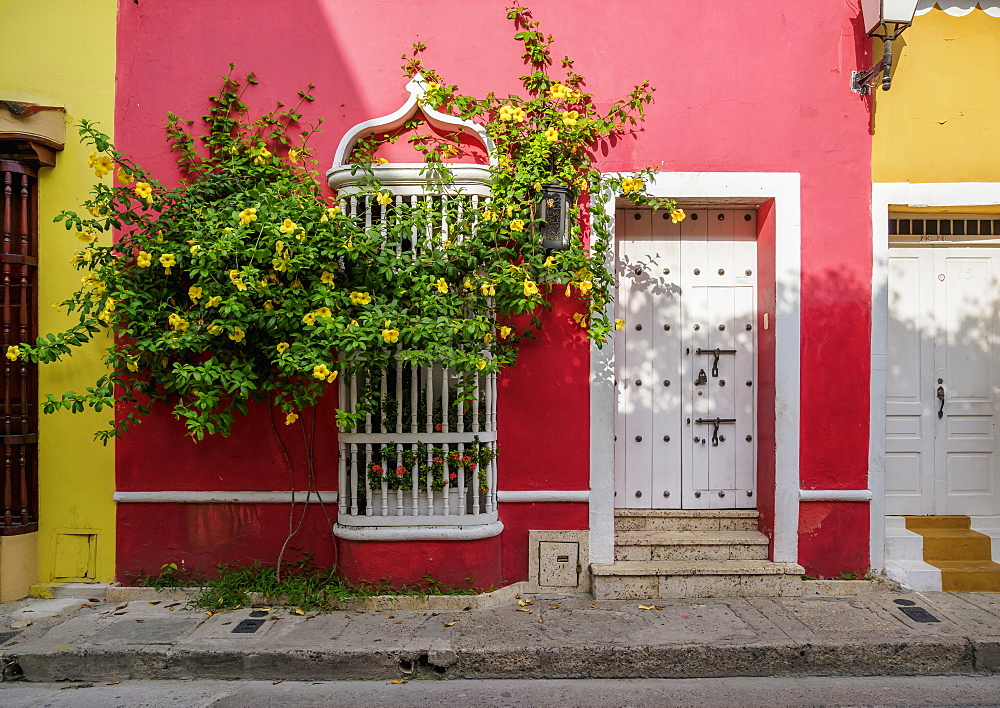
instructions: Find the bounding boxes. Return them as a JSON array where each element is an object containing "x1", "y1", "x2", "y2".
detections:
[{"x1": 1, "y1": 586, "x2": 998, "y2": 682}]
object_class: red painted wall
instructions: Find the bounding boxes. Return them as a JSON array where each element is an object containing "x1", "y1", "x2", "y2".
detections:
[
  {"x1": 114, "y1": 0, "x2": 874, "y2": 579},
  {"x1": 755, "y1": 199, "x2": 777, "y2": 554}
]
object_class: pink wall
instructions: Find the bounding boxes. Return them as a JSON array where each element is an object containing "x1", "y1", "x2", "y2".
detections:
[{"x1": 115, "y1": 0, "x2": 874, "y2": 578}]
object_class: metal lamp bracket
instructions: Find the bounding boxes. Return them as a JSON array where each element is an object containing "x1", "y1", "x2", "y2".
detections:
[{"x1": 851, "y1": 21, "x2": 911, "y2": 95}]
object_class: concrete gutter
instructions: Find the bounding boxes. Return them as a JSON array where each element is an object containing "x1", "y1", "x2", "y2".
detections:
[{"x1": 1, "y1": 591, "x2": 998, "y2": 682}]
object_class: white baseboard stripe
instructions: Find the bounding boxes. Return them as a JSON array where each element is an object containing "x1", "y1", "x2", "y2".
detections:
[
  {"x1": 799, "y1": 489, "x2": 873, "y2": 502},
  {"x1": 332, "y1": 520, "x2": 505, "y2": 542},
  {"x1": 113, "y1": 491, "x2": 339, "y2": 504},
  {"x1": 496, "y1": 490, "x2": 590, "y2": 503}
]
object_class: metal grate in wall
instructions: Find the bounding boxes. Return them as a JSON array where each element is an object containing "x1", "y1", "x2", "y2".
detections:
[{"x1": 890, "y1": 216, "x2": 1000, "y2": 239}]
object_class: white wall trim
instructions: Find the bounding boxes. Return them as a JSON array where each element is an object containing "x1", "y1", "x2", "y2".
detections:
[
  {"x1": 800, "y1": 489, "x2": 874, "y2": 502},
  {"x1": 915, "y1": 1, "x2": 1000, "y2": 17},
  {"x1": 497, "y1": 490, "x2": 591, "y2": 503},
  {"x1": 870, "y1": 182, "x2": 1000, "y2": 572},
  {"x1": 114, "y1": 491, "x2": 339, "y2": 504},
  {"x1": 591, "y1": 171, "x2": 801, "y2": 564},
  {"x1": 332, "y1": 520, "x2": 504, "y2": 542}
]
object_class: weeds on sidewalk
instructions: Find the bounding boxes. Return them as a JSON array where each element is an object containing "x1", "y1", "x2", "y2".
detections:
[{"x1": 130, "y1": 552, "x2": 481, "y2": 612}]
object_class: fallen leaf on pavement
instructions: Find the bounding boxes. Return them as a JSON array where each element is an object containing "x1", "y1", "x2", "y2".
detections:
[
  {"x1": 205, "y1": 611, "x2": 215, "y2": 616},
  {"x1": 165, "y1": 603, "x2": 180, "y2": 608},
  {"x1": 80, "y1": 604, "x2": 92, "y2": 608},
  {"x1": 591, "y1": 604, "x2": 600, "y2": 609},
  {"x1": 135, "y1": 620, "x2": 145, "y2": 623},
  {"x1": 292, "y1": 608, "x2": 305, "y2": 616},
  {"x1": 654, "y1": 605, "x2": 664, "y2": 610},
  {"x1": 272, "y1": 679, "x2": 284, "y2": 685},
  {"x1": 88, "y1": 598, "x2": 100, "y2": 603},
  {"x1": 389, "y1": 679, "x2": 407, "y2": 684},
  {"x1": 221, "y1": 622, "x2": 232, "y2": 626},
  {"x1": 3, "y1": 641, "x2": 17, "y2": 647},
  {"x1": 548, "y1": 605, "x2": 561, "y2": 610},
  {"x1": 106, "y1": 681, "x2": 120, "y2": 686},
  {"x1": 113, "y1": 612, "x2": 127, "y2": 616},
  {"x1": 637, "y1": 605, "x2": 655, "y2": 610},
  {"x1": 518, "y1": 598, "x2": 533, "y2": 606},
  {"x1": 516, "y1": 608, "x2": 532, "y2": 613},
  {"x1": 115, "y1": 604, "x2": 128, "y2": 611},
  {"x1": 148, "y1": 600, "x2": 161, "y2": 605},
  {"x1": 537, "y1": 618, "x2": 544, "y2": 624},
  {"x1": 443, "y1": 621, "x2": 456, "y2": 627},
  {"x1": 384, "y1": 614, "x2": 393, "y2": 619}
]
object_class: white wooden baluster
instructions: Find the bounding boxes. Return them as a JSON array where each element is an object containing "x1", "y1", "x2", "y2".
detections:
[
  {"x1": 338, "y1": 442, "x2": 347, "y2": 516},
  {"x1": 364, "y1": 442, "x2": 373, "y2": 516},
  {"x1": 441, "y1": 195, "x2": 449, "y2": 247},
  {"x1": 411, "y1": 449, "x2": 420, "y2": 516},
  {"x1": 410, "y1": 364, "x2": 418, "y2": 434},
  {"x1": 457, "y1": 441, "x2": 466, "y2": 514},
  {"x1": 425, "y1": 366, "x2": 434, "y2": 516},
  {"x1": 410, "y1": 195, "x2": 418, "y2": 260},
  {"x1": 395, "y1": 349, "x2": 403, "y2": 434},
  {"x1": 471, "y1": 372, "x2": 480, "y2": 432},
  {"x1": 486, "y1": 370, "x2": 495, "y2": 432},
  {"x1": 425, "y1": 434, "x2": 434, "y2": 517},
  {"x1": 349, "y1": 442, "x2": 359, "y2": 516},
  {"x1": 395, "y1": 442, "x2": 403, "y2": 517}
]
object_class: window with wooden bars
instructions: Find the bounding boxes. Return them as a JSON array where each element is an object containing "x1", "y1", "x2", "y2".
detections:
[{"x1": 1, "y1": 159, "x2": 39, "y2": 535}]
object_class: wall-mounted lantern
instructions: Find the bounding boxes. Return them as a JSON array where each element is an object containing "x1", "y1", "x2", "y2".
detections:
[
  {"x1": 851, "y1": 0, "x2": 919, "y2": 94},
  {"x1": 538, "y1": 184, "x2": 573, "y2": 251}
]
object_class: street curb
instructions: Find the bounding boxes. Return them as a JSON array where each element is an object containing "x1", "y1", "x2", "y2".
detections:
[{"x1": 7, "y1": 638, "x2": 992, "y2": 682}]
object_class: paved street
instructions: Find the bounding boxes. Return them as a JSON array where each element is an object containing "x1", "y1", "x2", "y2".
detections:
[{"x1": 2, "y1": 676, "x2": 1000, "y2": 707}]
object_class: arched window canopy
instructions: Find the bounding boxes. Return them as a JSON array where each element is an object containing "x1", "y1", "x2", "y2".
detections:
[{"x1": 327, "y1": 74, "x2": 494, "y2": 196}]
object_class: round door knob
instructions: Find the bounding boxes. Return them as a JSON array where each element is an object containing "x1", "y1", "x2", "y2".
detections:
[
  {"x1": 718, "y1": 491, "x2": 726, "y2": 498},
  {"x1": 719, "y1": 380, "x2": 726, "y2": 386},
  {"x1": 635, "y1": 379, "x2": 642, "y2": 386},
  {"x1": 663, "y1": 379, "x2": 670, "y2": 387},
  {"x1": 663, "y1": 324, "x2": 671, "y2": 331},
  {"x1": 746, "y1": 435, "x2": 753, "y2": 442},
  {"x1": 694, "y1": 491, "x2": 702, "y2": 498},
  {"x1": 693, "y1": 324, "x2": 701, "y2": 331},
  {"x1": 634, "y1": 267, "x2": 642, "y2": 275},
  {"x1": 718, "y1": 268, "x2": 725, "y2": 275},
  {"x1": 635, "y1": 435, "x2": 642, "y2": 442},
  {"x1": 663, "y1": 268, "x2": 670, "y2": 275},
  {"x1": 635, "y1": 490, "x2": 642, "y2": 498},
  {"x1": 663, "y1": 435, "x2": 670, "y2": 442},
  {"x1": 694, "y1": 268, "x2": 701, "y2": 275},
  {"x1": 663, "y1": 491, "x2": 670, "y2": 498},
  {"x1": 635, "y1": 324, "x2": 643, "y2": 331},
  {"x1": 693, "y1": 436, "x2": 700, "y2": 443}
]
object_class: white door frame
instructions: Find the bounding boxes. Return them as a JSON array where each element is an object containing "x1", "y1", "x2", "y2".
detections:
[
  {"x1": 590, "y1": 172, "x2": 801, "y2": 565},
  {"x1": 870, "y1": 182, "x2": 1000, "y2": 570}
]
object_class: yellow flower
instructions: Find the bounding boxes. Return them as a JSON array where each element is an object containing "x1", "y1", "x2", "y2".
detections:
[
  {"x1": 285, "y1": 412, "x2": 299, "y2": 425},
  {"x1": 76, "y1": 230, "x2": 97, "y2": 243},
  {"x1": 272, "y1": 256, "x2": 289, "y2": 272},
  {"x1": 510, "y1": 219, "x2": 525, "y2": 232},
  {"x1": 206, "y1": 295, "x2": 222, "y2": 308},
  {"x1": 523, "y1": 280, "x2": 539, "y2": 297},
  {"x1": 167, "y1": 313, "x2": 189, "y2": 332},
  {"x1": 126, "y1": 356, "x2": 139, "y2": 372},
  {"x1": 499, "y1": 326, "x2": 513, "y2": 340},
  {"x1": 463, "y1": 277, "x2": 473, "y2": 290},
  {"x1": 376, "y1": 192, "x2": 393, "y2": 207},
  {"x1": 263, "y1": 300, "x2": 274, "y2": 311},
  {"x1": 484, "y1": 332, "x2": 493, "y2": 343},
  {"x1": 578, "y1": 280, "x2": 593, "y2": 295},
  {"x1": 326, "y1": 371, "x2": 338, "y2": 383},
  {"x1": 253, "y1": 147, "x2": 271, "y2": 166},
  {"x1": 499, "y1": 104, "x2": 516, "y2": 121},
  {"x1": 561, "y1": 110, "x2": 579, "y2": 127},
  {"x1": 229, "y1": 270, "x2": 247, "y2": 291},
  {"x1": 5, "y1": 345, "x2": 21, "y2": 362},
  {"x1": 279, "y1": 219, "x2": 297, "y2": 234},
  {"x1": 671, "y1": 208, "x2": 686, "y2": 224},
  {"x1": 544, "y1": 127, "x2": 559, "y2": 142},
  {"x1": 480, "y1": 282, "x2": 496, "y2": 296},
  {"x1": 544, "y1": 256, "x2": 557, "y2": 268},
  {"x1": 319, "y1": 205, "x2": 340, "y2": 223},
  {"x1": 134, "y1": 181, "x2": 152, "y2": 201},
  {"x1": 159, "y1": 253, "x2": 176, "y2": 271},
  {"x1": 512, "y1": 107, "x2": 527, "y2": 122},
  {"x1": 435, "y1": 278, "x2": 449, "y2": 294},
  {"x1": 189, "y1": 244, "x2": 201, "y2": 255},
  {"x1": 548, "y1": 83, "x2": 570, "y2": 100},
  {"x1": 621, "y1": 177, "x2": 644, "y2": 195},
  {"x1": 188, "y1": 285, "x2": 203, "y2": 301},
  {"x1": 288, "y1": 149, "x2": 301, "y2": 164},
  {"x1": 321, "y1": 271, "x2": 335, "y2": 285},
  {"x1": 315, "y1": 307, "x2": 333, "y2": 319},
  {"x1": 476, "y1": 359, "x2": 487, "y2": 370},
  {"x1": 482, "y1": 209, "x2": 497, "y2": 222},
  {"x1": 374, "y1": 157, "x2": 388, "y2": 165},
  {"x1": 572, "y1": 312, "x2": 588, "y2": 328},
  {"x1": 382, "y1": 328, "x2": 400, "y2": 343},
  {"x1": 349, "y1": 291, "x2": 371, "y2": 306},
  {"x1": 276, "y1": 342, "x2": 290, "y2": 354},
  {"x1": 302, "y1": 312, "x2": 316, "y2": 325},
  {"x1": 229, "y1": 327, "x2": 245, "y2": 343},
  {"x1": 238, "y1": 207, "x2": 258, "y2": 225},
  {"x1": 117, "y1": 169, "x2": 134, "y2": 186},
  {"x1": 206, "y1": 323, "x2": 221, "y2": 335},
  {"x1": 614, "y1": 318, "x2": 625, "y2": 331},
  {"x1": 94, "y1": 155, "x2": 113, "y2": 178},
  {"x1": 313, "y1": 364, "x2": 331, "y2": 380},
  {"x1": 87, "y1": 152, "x2": 98, "y2": 169},
  {"x1": 427, "y1": 81, "x2": 439, "y2": 91}
]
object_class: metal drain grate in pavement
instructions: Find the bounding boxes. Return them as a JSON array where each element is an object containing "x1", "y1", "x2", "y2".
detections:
[{"x1": 231, "y1": 619, "x2": 265, "y2": 634}]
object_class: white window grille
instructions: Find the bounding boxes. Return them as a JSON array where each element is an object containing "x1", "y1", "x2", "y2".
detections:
[{"x1": 328, "y1": 76, "x2": 502, "y2": 536}]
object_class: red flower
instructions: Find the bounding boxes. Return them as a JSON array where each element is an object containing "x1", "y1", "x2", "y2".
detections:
[
  {"x1": 469, "y1": 463, "x2": 478, "y2": 470},
  {"x1": 450, "y1": 453, "x2": 460, "y2": 460},
  {"x1": 435, "y1": 423, "x2": 442, "y2": 432},
  {"x1": 371, "y1": 464, "x2": 384, "y2": 475},
  {"x1": 449, "y1": 472, "x2": 458, "y2": 481},
  {"x1": 395, "y1": 466, "x2": 406, "y2": 477},
  {"x1": 462, "y1": 456, "x2": 472, "y2": 463},
  {"x1": 433, "y1": 457, "x2": 444, "y2": 464}
]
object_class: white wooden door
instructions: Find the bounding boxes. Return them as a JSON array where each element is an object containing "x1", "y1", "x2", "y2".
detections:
[
  {"x1": 615, "y1": 208, "x2": 757, "y2": 509},
  {"x1": 886, "y1": 223, "x2": 1000, "y2": 516}
]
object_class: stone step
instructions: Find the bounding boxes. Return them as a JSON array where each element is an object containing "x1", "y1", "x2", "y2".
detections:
[
  {"x1": 615, "y1": 509, "x2": 759, "y2": 532},
  {"x1": 614, "y1": 530, "x2": 769, "y2": 562},
  {"x1": 590, "y1": 560, "x2": 804, "y2": 599}
]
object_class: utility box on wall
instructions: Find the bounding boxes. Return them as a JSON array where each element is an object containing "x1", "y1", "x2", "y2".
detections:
[{"x1": 527, "y1": 530, "x2": 589, "y2": 593}]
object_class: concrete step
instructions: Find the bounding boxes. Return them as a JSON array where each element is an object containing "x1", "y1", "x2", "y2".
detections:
[
  {"x1": 615, "y1": 509, "x2": 759, "y2": 532},
  {"x1": 590, "y1": 560, "x2": 804, "y2": 599},
  {"x1": 614, "y1": 530, "x2": 769, "y2": 561}
]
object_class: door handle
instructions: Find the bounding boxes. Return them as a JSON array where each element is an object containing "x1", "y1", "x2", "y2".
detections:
[{"x1": 937, "y1": 385, "x2": 945, "y2": 419}]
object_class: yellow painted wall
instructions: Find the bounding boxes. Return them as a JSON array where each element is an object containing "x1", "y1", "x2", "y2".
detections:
[
  {"x1": 0, "y1": 1, "x2": 117, "y2": 583},
  {"x1": 873, "y1": 8, "x2": 1000, "y2": 183}
]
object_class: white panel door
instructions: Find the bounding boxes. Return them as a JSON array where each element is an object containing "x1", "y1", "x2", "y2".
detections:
[
  {"x1": 616, "y1": 208, "x2": 756, "y2": 509},
  {"x1": 886, "y1": 244, "x2": 1000, "y2": 516}
]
